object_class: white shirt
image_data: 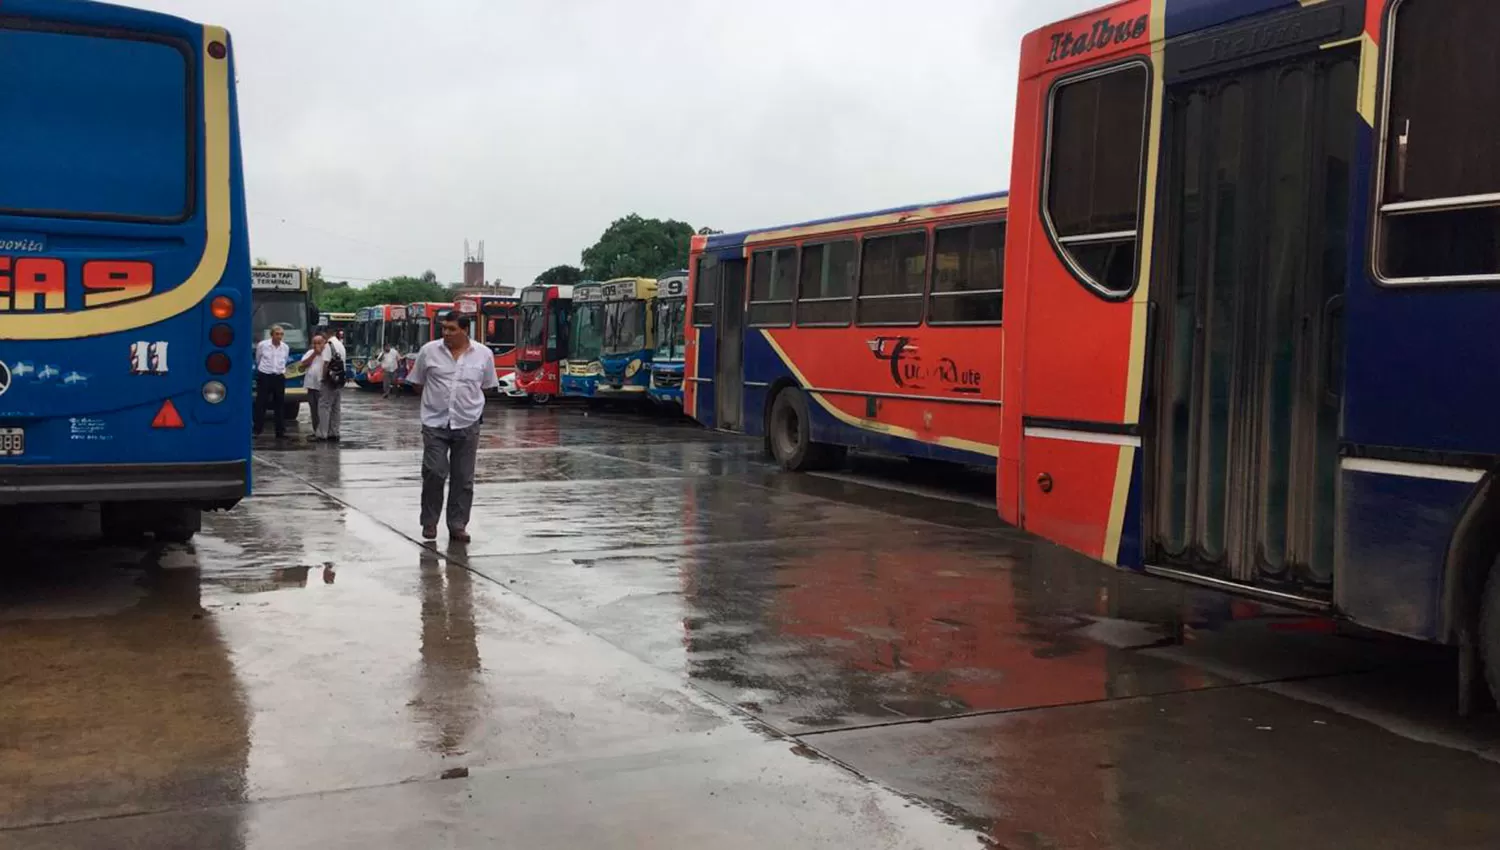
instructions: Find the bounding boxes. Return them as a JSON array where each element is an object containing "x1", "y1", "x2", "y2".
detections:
[
  {"x1": 301, "y1": 337, "x2": 344, "y2": 388},
  {"x1": 408, "y1": 339, "x2": 499, "y2": 429},
  {"x1": 254, "y1": 339, "x2": 290, "y2": 375},
  {"x1": 378, "y1": 349, "x2": 401, "y2": 372}
]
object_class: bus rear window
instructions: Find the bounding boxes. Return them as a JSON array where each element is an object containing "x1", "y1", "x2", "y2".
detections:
[{"x1": 0, "y1": 26, "x2": 191, "y2": 221}]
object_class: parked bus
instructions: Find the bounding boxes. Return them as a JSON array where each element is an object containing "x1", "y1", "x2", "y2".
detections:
[
  {"x1": 319, "y1": 311, "x2": 356, "y2": 342},
  {"x1": 996, "y1": 0, "x2": 1500, "y2": 709},
  {"x1": 349, "y1": 304, "x2": 401, "y2": 389},
  {"x1": 0, "y1": 0, "x2": 251, "y2": 541},
  {"x1": 685, "y1": 193, "x2": 1008, "y2": 470},
  {"x1": 562, "y1": 283, "x2": 604, "y2": 400},
  {"x1": 649, "y1": 272, "x2": 689, "y2": 409},
  {"x1": 400, "y1": 301, "x2": 452, "y2": 383},
  {"x1": 456, "y1": 294, "x2": 521, "y2": 377},
  {"x1": 597, "y1": 277, "x2": 659, "y2": 402},
  {"x1": 251, "y1": 266, "x2": 314, "y2": 421},
  {"x1": 516, "y1": 284, "x2": 573, "y2": 404}
]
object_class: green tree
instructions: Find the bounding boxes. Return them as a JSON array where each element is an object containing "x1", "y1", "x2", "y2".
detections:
[
  {"x1": 314, "y1": 275, "x2": 450, "y2": 312},
  {"x1": 581, "y1": 215, "x2": 694, "y2": 280},
  {"x1": 534, "y1": 264, "x2": 584, "y2": 288}
]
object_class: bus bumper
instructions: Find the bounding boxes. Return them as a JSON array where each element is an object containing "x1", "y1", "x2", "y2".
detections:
[{"x1": 0, "y1": 461, "x2": 248, "y2": 506}]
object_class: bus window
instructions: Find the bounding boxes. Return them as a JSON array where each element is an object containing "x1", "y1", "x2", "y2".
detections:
[
  {"x1": 748, "y1": 247, "x2": 795, "y2": 326},
  {"x1": 692, "y1": 255, "x2": 720, "y2": 327},
  {"x1": 797, "y1": 239, "x2": 856, "y2": 326},
  {"x1": 1045, "y1": 64, "x2": 1149, "y2": 296},
  {"x1": 0, "y1": 27, "x2": 189, "y2": 221},
  {"x1": 929, "y1": 222, "x2": 1004, "y2": 324},
  {"x1": 857, "y1": 231, "x2": 926, "y2": 325},
  {"x1": 1379, "y1": 0, "x2": 1500, "y2": 281}
]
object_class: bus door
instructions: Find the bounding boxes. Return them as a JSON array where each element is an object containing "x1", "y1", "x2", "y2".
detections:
[
  {"x1": 1146, "y1": 41, "x2": 1359, "y2": 599},
  {"x1": 715, "y1": 257, "x2": 748, "y2": 431}
]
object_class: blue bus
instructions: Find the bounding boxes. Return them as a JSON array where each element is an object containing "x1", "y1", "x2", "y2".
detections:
[
  {"x1": 562, "y1": 282, "x2": 604, "y2": 400},
  {"x1": 597, "y1": 277, "x2": 658, "y2": 401},
  {"x1": 0, "y1": 0, "x2": 252, "y2": 541},
  {"x1": 648, "y1": 271, "x2": 688, "y2": 409}
]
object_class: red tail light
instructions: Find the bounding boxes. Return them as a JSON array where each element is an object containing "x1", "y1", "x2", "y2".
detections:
[{"x1": 206, "y1": 353, "x2": 231, "y2": 375}]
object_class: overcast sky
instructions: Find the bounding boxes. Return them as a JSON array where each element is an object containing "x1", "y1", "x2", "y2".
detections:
[{"x1": 133, "y1": 0, "x2": 1102, "y2": 286}]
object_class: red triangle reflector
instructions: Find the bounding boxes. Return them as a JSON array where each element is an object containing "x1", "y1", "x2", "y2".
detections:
[{"x1": 152, "y1": 400, "x2": 186, "y2": 429}]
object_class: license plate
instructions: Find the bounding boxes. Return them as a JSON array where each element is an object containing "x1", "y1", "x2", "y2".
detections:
[{"x1": 0, "y1": 428, "x2": 23, "y2": 457}]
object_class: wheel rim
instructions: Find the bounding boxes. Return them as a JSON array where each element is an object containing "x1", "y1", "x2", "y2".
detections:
[
  {"x1": 774, "y1": 402, "x2": 800, "y2": 458},
  {"x1": 533, "y1": 394, "x2": 552, "y2": 404}
]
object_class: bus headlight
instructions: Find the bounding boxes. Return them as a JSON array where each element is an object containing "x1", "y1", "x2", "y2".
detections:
[
  {"x1": 626, "y1": 359, "x2": 643, "y2": 378},
  {"x1": 202, "y1": 381, "x2": 227, "y2": 404}
]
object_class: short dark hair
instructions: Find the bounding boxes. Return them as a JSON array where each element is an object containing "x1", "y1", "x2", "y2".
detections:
[{"x1": 439, "y1": 310, "x2": 468, "y2": 329}]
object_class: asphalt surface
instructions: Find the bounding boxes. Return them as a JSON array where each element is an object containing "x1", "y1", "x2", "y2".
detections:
[{"x1": 4, "y1": 391, "x2": 1500, "y2": 849}]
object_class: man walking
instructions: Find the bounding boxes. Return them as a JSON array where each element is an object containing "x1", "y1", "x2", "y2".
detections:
[
  {"x1": 300, "y1": 334, "x2": 327, "y2": 439},
  {"x1": 378, "y1": 342, "x2": 401, "y2": 399},
  {"x1": 406, "y1": 311, "x2": 498, "y2": 542},
  {"x1": 253, "y1": 326, "x2": 291, "y2": 439}
]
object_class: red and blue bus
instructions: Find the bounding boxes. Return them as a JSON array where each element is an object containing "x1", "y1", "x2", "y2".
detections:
[
  {"x1": 398, "y1": 301, "x2": 451, "y2": 385},
  {"x1": 516, "y1": 283, "x2": 573, "y2": 404},
  {"x1": 648, "y1": 271, "x2": 689, "y2": 409},
  {"x1": 350, "y1": 304, "x2": 402, "y2": 390},
  {"x1": 997, "y1": 0, "x2": 1500, "y2": 708},
  {"x1": 685, "y1": 193, "x2": 1008, "y2": 469},
  {"x1": 0, "y1": 0, "x2": 251, "y2": 541}
]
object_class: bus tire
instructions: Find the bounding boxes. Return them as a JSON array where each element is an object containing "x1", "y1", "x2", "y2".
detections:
[
  {"x1": 768, "y1": 389, "x2": 843, "y2": 472},
  {"x1": 530, "y1": 394, "x2": 553, "y2": 406},
  {"x1": 1481, "y1": 556, "x2": 1500, "y2": 708},
  {"x1": 153, "y1": 506, "x2": 202, "y2": 544}
]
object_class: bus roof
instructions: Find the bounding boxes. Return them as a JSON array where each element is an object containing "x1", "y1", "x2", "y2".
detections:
[
  {"x1": 42, "y1": 0, "x2": 207, "y2": 31},
  {"x1": 701, "y1": 191, "x2": 1009, "y2": 253}
]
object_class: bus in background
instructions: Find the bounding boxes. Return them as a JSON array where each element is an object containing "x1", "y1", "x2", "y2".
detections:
[
  {"x1": 562, "y1": 282, "x2": 604, "y2": 400},
  {"x1": 456, "y1": 293, "x2": 521, "y2": 376},
  {"x1": 597, "y1": 277, "x2": 659, "y2": 402},
  {"x1": 319, "y1": 311, "x2": 356, "y2": 343},
  {"x1": 997, "y1": 0, "x2": 1500, "y2": 709},
  {"x1": 400, "y1": 301, "x2": 452, "y2": 384},
  {"x1": 649, "y1": 271, "x2": 689, "y2": 409},
  {"x1": 349, "y1": 304, "x2": 396, "y2": 389},
  {"x1": 251, "y1": 266, "x2": 314, "y2": 422},
  {"x1": 685, "y1": 193, "x2": 1008, "y2": 471},
  {"x1": 0, "y1": 0, "x2": 252, "y2": 541},
  {"x1": 516, "y1": 284, "x2": 573, "y2": 404}
]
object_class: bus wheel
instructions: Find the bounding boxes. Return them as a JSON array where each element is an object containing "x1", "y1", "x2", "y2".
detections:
[
  {"x1": 1481, "y1": 556, "x2": 1500, "y2": 708},
  {"x1": 530, "y1": 394, "x2": 553, "y2": 406},
  {"x1": 283, "y1": 403, "x2": 301, "y2": 422},
  {"x1": 769, "y1": 389, "x2": 843, "y2": 472},
  {"x1": 153, "y1": 506, "x2": 202, "y2": 544}
]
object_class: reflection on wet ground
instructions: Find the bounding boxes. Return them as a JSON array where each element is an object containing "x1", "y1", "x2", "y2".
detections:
[{"x1": 4, "y1": 392, "x2": 1500, "y2": 849}]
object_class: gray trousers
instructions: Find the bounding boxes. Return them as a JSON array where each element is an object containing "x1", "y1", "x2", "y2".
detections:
[
  {"x1": 317, "y1": 387, "x2": 343, "y2": 439},
  {"x1": 306, "y1": 389, "x2": 322, "y2": 434},
  {"x1": 421, "y1": 422, "x2": 481, "y2": 530}
]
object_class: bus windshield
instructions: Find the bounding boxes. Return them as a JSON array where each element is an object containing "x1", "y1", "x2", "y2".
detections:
[
  {"x1": 521, "y1": 304, "x2": 546, "y2": 347},
  {"x1": 571, "y1": 303, "x2": 605, "y2": 362},
  {"x1": 603, "y1": 300, "x2": 647, "y2": 355},
  {"x1": 654, "y1": 299, "x2": 686, "y2": 360},
  {"x1": 252, "y1": 292, "x2": 310, "y2": 350}
]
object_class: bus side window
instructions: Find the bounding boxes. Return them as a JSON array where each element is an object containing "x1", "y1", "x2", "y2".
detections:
[
  {"x1": 930, "y1": 222, "x2": 1004, "y2": 324},
  {"x1": 797, "y1": 240, "x2": 856, "y2": 327},
  {"x1": 1044, "y1": 63, "x2": 1150, "y2": 297},
  {"x1": 857, "y1": 231, "x2": 927, "y2": 326},
  {"x1": 748, "y1": 247, "x2": 795, "y2": 327},
  {"x1": 1378, "y1": 0, "x2": 1500, "y2": 282},
  {"x1": 692, "y1": 255, "x2": 719, "y2": 327}
]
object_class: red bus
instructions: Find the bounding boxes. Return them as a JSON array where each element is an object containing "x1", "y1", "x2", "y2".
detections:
[
  {"x1": 516, "y1": 284, "x2": 573, "y2": 403},
  {"x1": 458, "y1": 294, "x2": 520, "y2": 374},
  {"x1": 684, "y1": 193, "x2": 1008, "y2": 469},
  {"x1": 999, "y1": 0, "x2": 1500, "y2": 708},
  {"x1": 399, "y1": 302, "x2": 452, "y2": 384}
]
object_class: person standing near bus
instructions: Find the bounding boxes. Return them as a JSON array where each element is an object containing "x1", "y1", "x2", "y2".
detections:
[
  {"x1": 253, "y1": 326, "x2": 291, "y2": 439},
  {"x1": 317, "y1": 332, "x2": 347, "y2": 442},
  {"x1": 378, "y1": 343, "x2": 401, "y2": 399},
  {"x1": 406, "y1": 311, "x2": 498, "y2": 542},
  {"x1": 300, "y1": 334, "x2": 327, "y2": 439}
]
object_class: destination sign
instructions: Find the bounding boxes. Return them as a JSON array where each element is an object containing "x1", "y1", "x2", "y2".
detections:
[
  {"x1": 602, "y1": 281, "x2": 638, "y2": 301},
  {"x1": 252, "y1": 267, "x2": 305, "y2": 292}
]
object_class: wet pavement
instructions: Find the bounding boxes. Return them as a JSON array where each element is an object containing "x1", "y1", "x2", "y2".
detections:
[{"x1": 4, "y1": 391, "x2": 1500, "y2": 849}]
